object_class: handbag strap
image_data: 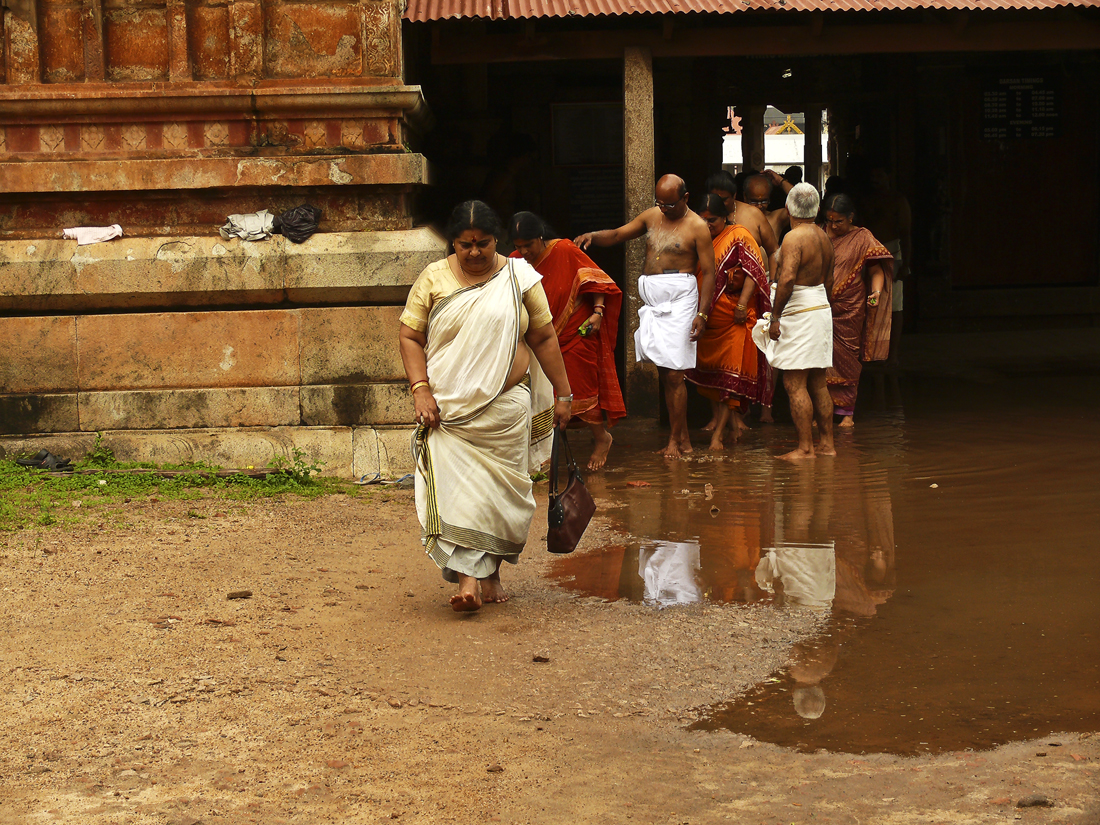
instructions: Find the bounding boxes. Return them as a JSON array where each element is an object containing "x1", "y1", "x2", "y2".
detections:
[{"x1": 548, "y1": 427, "x2": 580, "y2": 498}]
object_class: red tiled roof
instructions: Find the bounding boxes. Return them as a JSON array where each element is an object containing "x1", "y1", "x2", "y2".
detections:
[{"x1": 404, "y1": 0, "x2": 1092, "y2": 21}]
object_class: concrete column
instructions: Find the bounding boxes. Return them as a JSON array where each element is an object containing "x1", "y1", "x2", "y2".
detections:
[
  {"x1": 804, "y1": 106, "x2": 822, "y2": 191},
  {"x1": 623, "y1": 45, "x2": 657, "y2": 416},
  {"x1": 742, "y1": 105, "x2": 765, "y2": 172}
]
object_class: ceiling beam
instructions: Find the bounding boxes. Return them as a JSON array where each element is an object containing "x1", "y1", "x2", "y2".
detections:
[{"x1": 429, "y1": 18, "x2": 1100, "y2": 63}]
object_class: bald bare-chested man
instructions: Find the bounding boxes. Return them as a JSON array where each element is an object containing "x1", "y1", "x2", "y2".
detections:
[
  {"x1": 752, "y1": 183, "x2": 836, "y2": 461},
  {"x1": 576, "y1": 174, "x2": 716, "y2": 458}
]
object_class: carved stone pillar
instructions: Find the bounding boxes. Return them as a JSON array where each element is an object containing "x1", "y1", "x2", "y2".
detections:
[
  {"x1": 80, "y1": 0, "x2": 104, "y2": 81},
  {"x1": 166, "y1": 0, "x2": 190, "y2": 81},
  {"x1": 361, "y1": 0, "x2": 399, "y2": 78},
  {"x1": 623, "y1": 46, "x2": 657, "y2": 415},
  {"x1": 3, "y1": 3, "x2": 41, "y2": 84},
  {"x1": 229, "y1": 0, "x2": 262, "y2": 81}
]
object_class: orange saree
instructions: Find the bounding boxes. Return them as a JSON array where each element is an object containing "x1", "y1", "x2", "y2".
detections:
[
  {"x1": 512, "y1": 239, "x2": 626, "y2": 425},
  {"x1": 686, "y1": 225, "x2": 772, "y2": 408},
  {"x1": 826, "y1": 227, "x2": 895, "y2": 414}
]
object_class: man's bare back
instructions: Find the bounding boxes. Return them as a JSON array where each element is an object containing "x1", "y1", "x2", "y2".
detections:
[
  {"x1": 730, "y1": 202, "x2": 778, "y2": 279},
  {"x1": 777, "y1": 222, "x2": 834, "y2": 290}
]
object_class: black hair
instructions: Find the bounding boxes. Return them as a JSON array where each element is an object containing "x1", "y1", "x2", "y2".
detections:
[
  {"x1": 444, "y1": 200, "x2": 505, "y2": 242},
  {"x1": 823, "y1": 175, "x2": 847, "y2": 194},
  {"x1": 825, "y1": 193, "x2": 857, "y2": 219},
  {"x1": 509, "y1": 211, "x2": 553, "y2": 242},
  {"x1": 784, "y1": 166, "x2": 803, "y2": 185},
  {"x1": 696, "y1": 193, "x2": 728, "y2": 218},
  {"x1": 705, "y1": 170, "x2": 737, "y2": 196}
]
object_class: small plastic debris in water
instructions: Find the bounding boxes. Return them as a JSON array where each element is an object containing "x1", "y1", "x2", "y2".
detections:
[
  {"x1": 627, "y1": 481, "x2": 651, "y2": 488},
  {"x1": 710, "y1": 506, "x2": 720, "y2": 517},
  {"x1": 704, "y1": 484, "x2": 714, "y2": 500},
  {"x1": 929, "y1": 483, "x2": 939, "y2": 488}
]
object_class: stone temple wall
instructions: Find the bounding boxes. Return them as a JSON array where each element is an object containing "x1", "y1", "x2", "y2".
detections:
[{"x1": 0, "y1": 0, "x2": 442, "y2": 476}]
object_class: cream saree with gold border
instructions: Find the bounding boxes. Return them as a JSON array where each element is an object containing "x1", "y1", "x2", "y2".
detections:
[{"x1": 412, "y1": 259, "x2": 554, "y2": 580}]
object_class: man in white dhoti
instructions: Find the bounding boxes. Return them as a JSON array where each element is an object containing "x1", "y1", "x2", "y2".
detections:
[
  {"x1": 575, "y1": 175, "x2": 716, "y2": 457},
  {"x1": 751, "y1": 183, "x2": 837, "y2": 460}
]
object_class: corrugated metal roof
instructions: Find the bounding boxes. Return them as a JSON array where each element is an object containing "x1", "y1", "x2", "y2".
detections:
[{"x1": 404, "y1": 0, "x2": 1091, "y2": 21}]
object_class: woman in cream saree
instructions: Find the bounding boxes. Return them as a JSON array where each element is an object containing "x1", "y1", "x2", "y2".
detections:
[{"x1": 398, "y1": 201, "x2": 573, "y2": 612}]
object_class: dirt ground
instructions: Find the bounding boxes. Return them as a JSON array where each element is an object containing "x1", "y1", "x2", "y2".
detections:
[{"x1": 1, "y1": 487, "x2": 1096, "y2": 825}]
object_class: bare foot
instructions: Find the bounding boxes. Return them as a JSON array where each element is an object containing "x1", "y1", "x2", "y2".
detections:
[
  {"x1": 679, "y1": 437, "x2": 694, "y2": 455},
  {"x1": 701, "y1": 419, "x2": 718, "y2": 433},
  {"x1": 816, "y1": 445, "x2": 837, "y2": 456},
  {"x1": 588, "y1": 431, "x2": 613, "y2": 471},
  {"x1": 480, "y1": 571, "x2": 509, "y2": 604},
  {"x1": 449, "y1": 574, "x2": 481, "y2": 612},
  {"x1": 760, "y1": 406, "x2": 775, "y2": 424},
  {"x1": 707, "y1": 435, "x2": 725, "y2": 452},
  {"x1": 778, "y1": 448, "x2": 816, "y2": 461},
  {"x1": 658, "y1": 441, "x2": 683, "y2": 459},
  {"x1": 731, "y1": 414, "x2": 750, "y2": 443},
  {"x1": 838, "y1": 416, "x2": 855, "y2": 428}
]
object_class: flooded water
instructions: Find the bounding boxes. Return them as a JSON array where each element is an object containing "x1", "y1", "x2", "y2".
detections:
[{"x1": 548, "y1": 359, "x2": 1100, "y2": 755}]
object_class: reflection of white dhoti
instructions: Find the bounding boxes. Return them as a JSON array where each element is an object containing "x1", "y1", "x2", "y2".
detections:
[
  {"x1": 635, "y1": 273, "x2": 698, "y2": 371},
  {"x1": 755, "y1": 542, "x2": 836, "y2": 611},
  {"x1": 884, "y1": 239, "x2": 903, "y2": 311},
  {"x1": 639, "y1": 540, "x2": 702, "y2": 606},
  {"x1": 752, "y1": 284, "x2": 833, "y2": 371}
]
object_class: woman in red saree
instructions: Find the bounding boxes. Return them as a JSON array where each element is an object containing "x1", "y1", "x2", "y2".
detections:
[
  {"x1": 510, "y1": 212, "x2": 626, "y2": 469},
  {"x1": 686, "y1": 194, "x2": 772, "y2": 450},
  {"x1": 823, "y1": 194, "x2": 895, "y2": 427}
]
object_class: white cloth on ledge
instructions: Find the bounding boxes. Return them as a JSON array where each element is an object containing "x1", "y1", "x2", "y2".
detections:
[{"x1": 62, "y1": 225, "x2": 123, "y2": 245}]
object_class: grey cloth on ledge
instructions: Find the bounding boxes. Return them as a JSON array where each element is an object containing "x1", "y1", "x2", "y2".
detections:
[{"x1": 219, "y1": 210, "x2": 275, "y2": 241}]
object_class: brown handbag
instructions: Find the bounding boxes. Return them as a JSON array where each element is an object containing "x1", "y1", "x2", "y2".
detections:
[{"x1": 546, "y1": 427, "x2": 597, "y2": 555}]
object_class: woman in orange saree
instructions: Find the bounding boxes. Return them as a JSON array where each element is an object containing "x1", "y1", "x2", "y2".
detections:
[
  {"x1": 686, "y1": 194, "x2": 772, "y2": 450},
  {"x1": 823, "y1": 194, "x2": 895, "y2": 427},
  {"x1": 510, "y1": 211, "x2": 626, "y2": 469}
]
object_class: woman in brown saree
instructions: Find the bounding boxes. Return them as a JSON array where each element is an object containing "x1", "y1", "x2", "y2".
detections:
[{"x1": 823, "y1": 194, "x2": 895, "y2": 427}]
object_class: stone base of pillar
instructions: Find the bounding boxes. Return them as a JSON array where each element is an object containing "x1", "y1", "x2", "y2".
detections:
[{"x1": 0, "y1": 424, "x2": 417, "y2": 479}]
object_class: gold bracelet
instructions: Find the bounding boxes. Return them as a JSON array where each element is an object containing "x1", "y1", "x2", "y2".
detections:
[
  {"x1": 409, "y1": 380, "x2": 430, "y2": 394},
  {"x1": 696, "y1": 311, "x2": 708, "y2": 322}
]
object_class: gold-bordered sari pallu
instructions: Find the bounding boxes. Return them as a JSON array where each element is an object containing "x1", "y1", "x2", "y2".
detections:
[{"x1": 412, "y1": 260, "x2": 555, "y2": 580}]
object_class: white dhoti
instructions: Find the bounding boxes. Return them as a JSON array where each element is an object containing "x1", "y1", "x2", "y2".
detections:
[
  {"x1": 635, "y1": 273, "x2": 698, "y2": 371},
  {"x1": 752, "y1": 283, "x2": 832, "y2": 370}
]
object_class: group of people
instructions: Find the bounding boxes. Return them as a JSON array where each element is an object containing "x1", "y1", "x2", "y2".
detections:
[{"x1": 398, "y1": 170, "x2": 900, "y2": 609}]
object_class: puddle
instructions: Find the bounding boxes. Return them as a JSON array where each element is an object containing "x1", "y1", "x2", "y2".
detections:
[{"x1": 548, "y1": 368, "x2": 1100, "y2": 754}]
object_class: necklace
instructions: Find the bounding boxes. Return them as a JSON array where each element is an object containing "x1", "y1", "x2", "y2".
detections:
[{"x1": 457, "y1": 255, "x2": 496, "y2": 287}]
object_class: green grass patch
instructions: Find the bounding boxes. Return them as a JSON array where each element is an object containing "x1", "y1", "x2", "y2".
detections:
[{"x1": 0, "y1": 443, "x2": 355, "y2": 532}]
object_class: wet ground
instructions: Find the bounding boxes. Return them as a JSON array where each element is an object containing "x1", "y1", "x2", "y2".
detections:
[{"x1": 550, "y1": 329, "x2": 1100, "y2": 756}]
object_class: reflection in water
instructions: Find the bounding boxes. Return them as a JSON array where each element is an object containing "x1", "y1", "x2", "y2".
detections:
[
  {"x1": 548, "y1": 380, "x2": 1100, "y2": 753},
  {"x1": 640, "y1": 540, "x2": 702, "y2": 606},
  {"x1": 755, "y1": 542, "x2": 836, "y2": 611}
]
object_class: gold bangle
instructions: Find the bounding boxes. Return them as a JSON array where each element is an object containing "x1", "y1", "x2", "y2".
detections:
[
  {"x1": 409, "y1": 380, "x2": 430, "y2": 394},
  {"x1": 696, "y1": 311, "x2": 708, "y2": 322}
]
